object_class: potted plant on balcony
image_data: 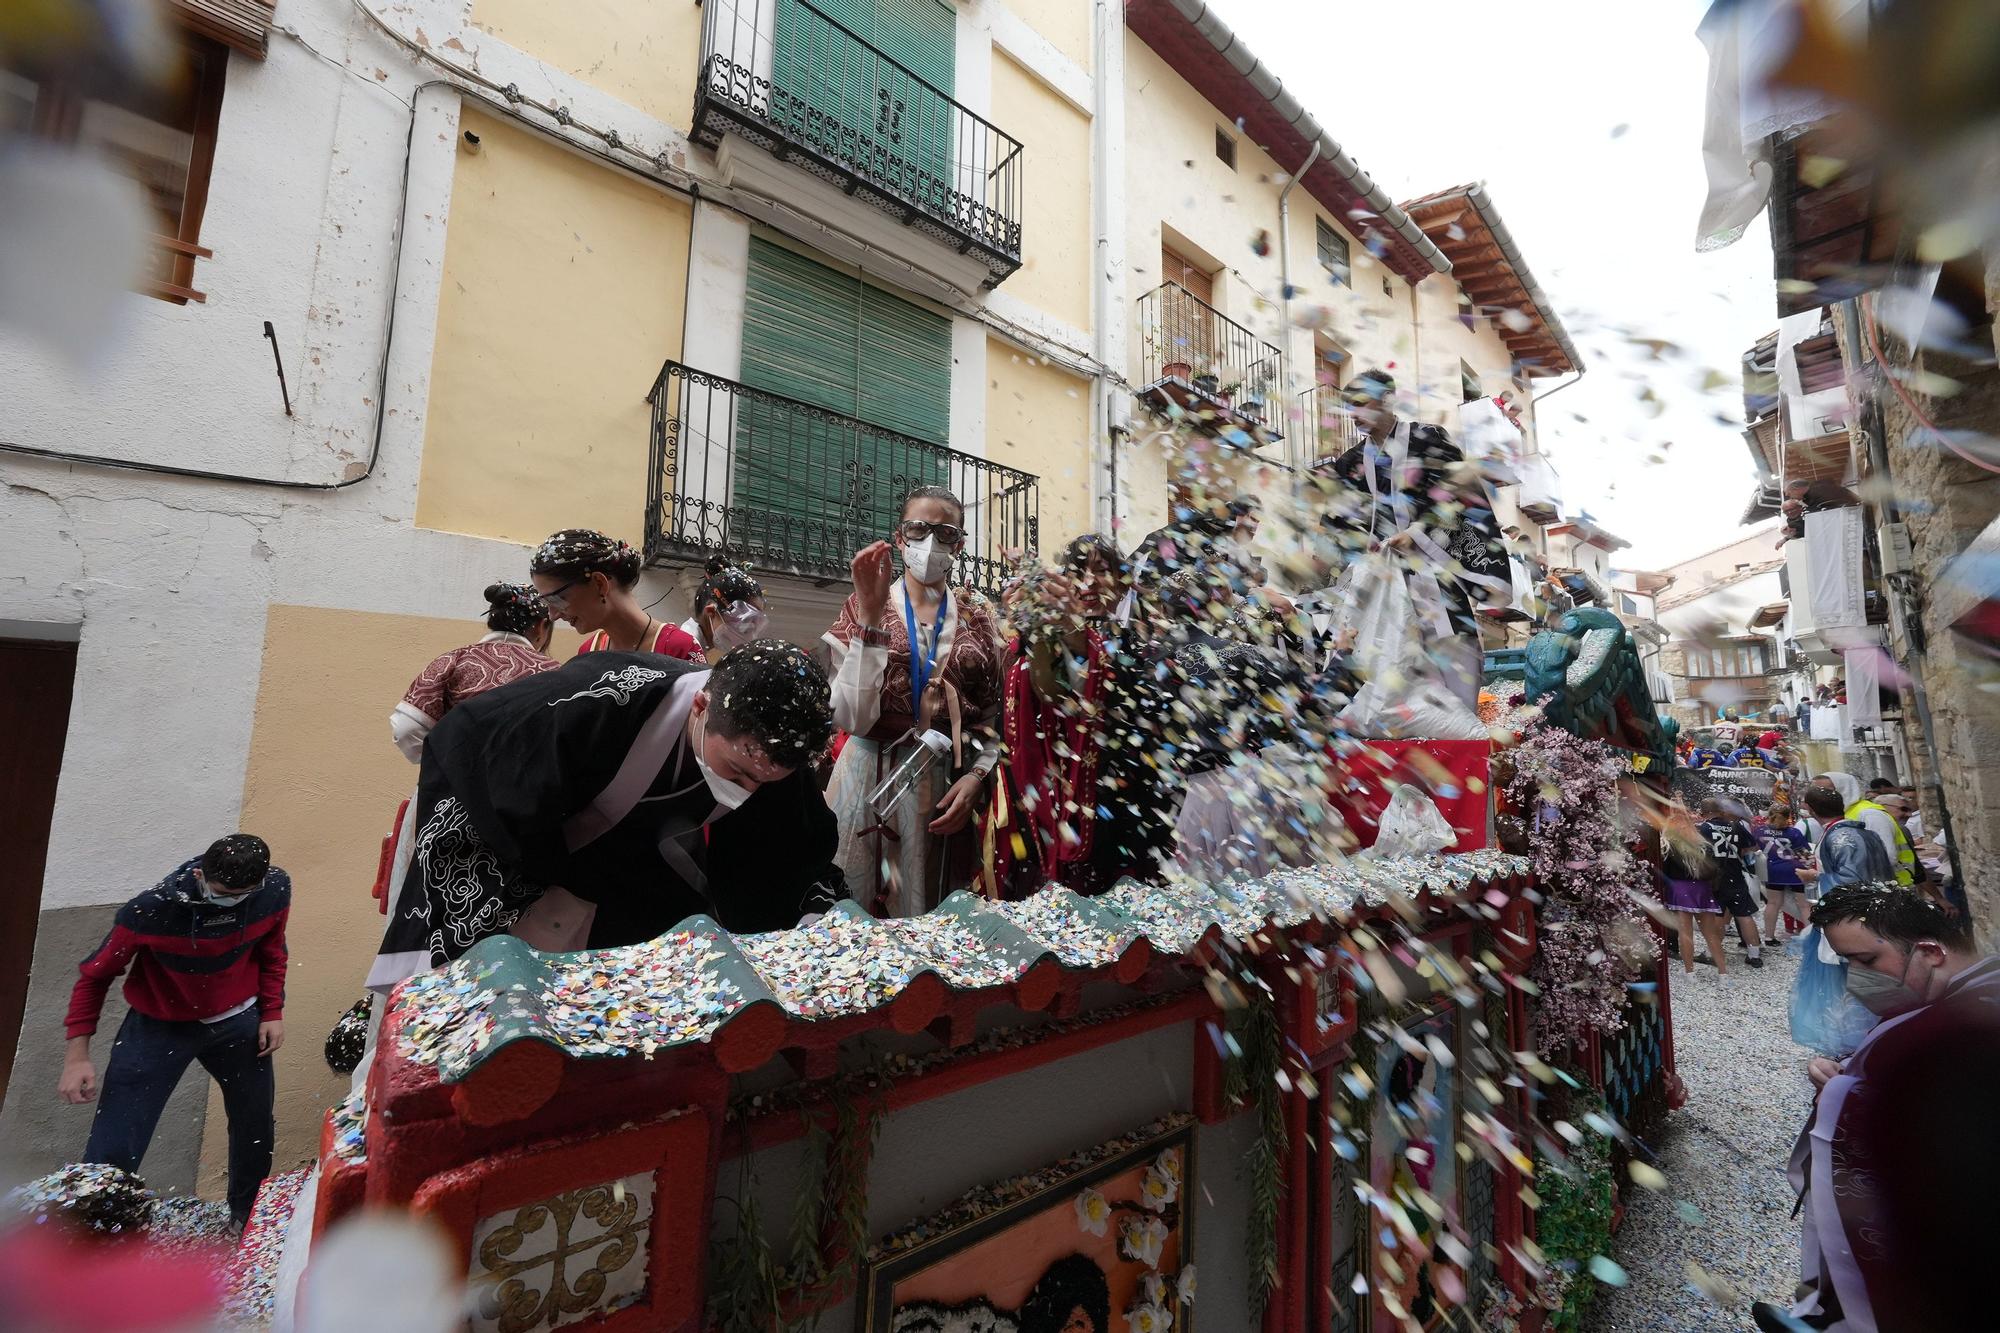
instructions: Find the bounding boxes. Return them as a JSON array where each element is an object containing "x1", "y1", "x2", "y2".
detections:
[{"x1": 1192, "y1": 371, "x2": 1221, "y2": 398}]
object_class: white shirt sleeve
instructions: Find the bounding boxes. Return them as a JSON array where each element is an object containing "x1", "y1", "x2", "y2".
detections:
[
  {"x1": 823, "y1": 630, "x2": 887, "y2": 736},
  {"x1": 390, "y1": 703, "x2": 434, "y2": 764}
]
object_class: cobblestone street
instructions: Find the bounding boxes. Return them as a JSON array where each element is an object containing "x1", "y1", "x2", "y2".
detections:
[{"x1": 1589, "y1": 943, "x2": 1811, "y2": 1331}]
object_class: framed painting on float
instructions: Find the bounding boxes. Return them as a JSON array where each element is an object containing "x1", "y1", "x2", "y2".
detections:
[{"x1": 859, "y1": 1118, "x2": 1195, "y2": 1333}]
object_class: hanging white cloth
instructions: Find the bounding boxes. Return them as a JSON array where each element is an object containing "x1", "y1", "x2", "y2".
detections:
[
  {"x1": 1810, "y1": 699, "x2": 1842, "y2": 742},
  {"x1": 1805, "y1": 506, "x2": 1866, "y2": 630},
  {"x1": 1844, "y1": 645, "x2": 1883, "y2": 727},
  {"x1": 1693, "y1": 0, "x2": 1864, "y2": 252}
]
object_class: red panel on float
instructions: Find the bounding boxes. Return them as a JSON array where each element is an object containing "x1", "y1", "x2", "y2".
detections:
[{"x1": 1327, "y1": 739, "x2": 1491, "y2": 853}]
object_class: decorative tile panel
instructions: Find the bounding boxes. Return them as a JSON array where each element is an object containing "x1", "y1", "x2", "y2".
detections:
[{"x1": 469, "y1": 1173, "x2": 655, "y2": 1333}]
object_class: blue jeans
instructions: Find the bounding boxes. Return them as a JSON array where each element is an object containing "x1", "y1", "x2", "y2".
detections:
[{"x1": 84, "y1": 1008, "x2": 274, "y2": 1223}]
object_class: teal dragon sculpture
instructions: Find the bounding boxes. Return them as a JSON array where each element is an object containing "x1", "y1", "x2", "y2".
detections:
[{"x1": 1498, "y1": 608, "x2": 1678, "y2": 775}]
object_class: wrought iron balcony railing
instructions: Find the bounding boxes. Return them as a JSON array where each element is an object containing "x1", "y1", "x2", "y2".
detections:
[
  {"x1": 1134, "y1": 282, "x2": 1283, "y2": 439},
  {"x1": 695, "y1": 0, "x2": 1024, "y2": 286},
  {"x1": 645, "y1": 362, "x2": 1038, "y2": 596},
  {"x1": 1296, "y1": 385, "x2": 1361, "y2": 464}
]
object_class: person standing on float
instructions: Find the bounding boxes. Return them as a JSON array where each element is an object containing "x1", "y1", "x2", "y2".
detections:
[{"x1": 823, "y1": 486, "x2": 1003, "y2": 917}]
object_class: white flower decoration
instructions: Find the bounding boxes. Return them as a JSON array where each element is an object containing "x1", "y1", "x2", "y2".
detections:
[
  {"x1": 1119, "y1": 1214, "x2": 1169, "y2": 1268},
  {"x1": 1177, "y1": 1264, "x2": 1197, "y2": 1304},
  {"x1": 1140, "y1": 1164, "x2": 1180, "y2": 1211},
  {"x1": 1074, "y1": 1187, "x2": 1111, "y2": 1237},
  {"x1": 1139, "y1": 1272, "x2": 1168, "y2": 1307},
  {"x1": 1124, "y1": 1303, "x2": 1171, "y2": 1333},
  {"x1": 1154, "y1": 1148, "x2": 1183, "y2": 1185}
]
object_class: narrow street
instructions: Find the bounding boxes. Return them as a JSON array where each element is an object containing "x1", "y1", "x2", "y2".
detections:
[{"x1": 1589, "y1": 945, "x2": 1811, "y2": 1331}]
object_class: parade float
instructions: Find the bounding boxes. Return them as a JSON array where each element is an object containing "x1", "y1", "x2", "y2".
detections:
[{"x1": 226, "y1": 612, "x2": 1680, "y2": 1333}]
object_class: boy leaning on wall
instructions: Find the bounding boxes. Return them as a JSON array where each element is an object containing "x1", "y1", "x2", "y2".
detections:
[{"x1": 58, "y1": 834, "x2": 290, "y2": 1229}]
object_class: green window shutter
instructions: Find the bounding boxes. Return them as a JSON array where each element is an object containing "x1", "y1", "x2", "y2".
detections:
[
  {"x1": 859, "y1": 281, "x2": 951, "y2": 517},
  {"x1": 868, "y1": 0, "x2": 956, "y2": 213},
  {"x1": 771, "y1": 0, "x2": 956, "y2": 215},
  {"x1": 736, "y1": 238, "x2": 951, "y2": 565}
]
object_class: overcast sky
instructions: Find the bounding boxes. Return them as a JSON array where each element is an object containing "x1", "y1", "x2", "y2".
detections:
[{"x1": 1220, "y1": 0, "x2": 1774, "y2": 571}]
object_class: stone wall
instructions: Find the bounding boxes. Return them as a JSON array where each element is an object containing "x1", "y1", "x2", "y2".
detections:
[{"x1": 1859, "y1": 292, "x2": 2000, "y2": 943}]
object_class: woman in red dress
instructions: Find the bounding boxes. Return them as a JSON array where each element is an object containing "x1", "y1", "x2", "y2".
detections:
[
  {"x1": 529, "y1": 528, "x2": 702, "y2": 660},
  {"x1": 389, "y1": 583, "x2": 560, "y2": 762}
]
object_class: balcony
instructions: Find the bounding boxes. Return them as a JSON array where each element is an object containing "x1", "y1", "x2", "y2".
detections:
[
  {"x1": 694, "y1": 0, "x2": 1024, "y2": 288},
  {"x1": 1134, "y1": 283, "x2": 1283, "y2": 442},
  {"x1": 645, "y1": 361, "x2": 1038, "y2": 596},
  {"x1": 1296, "y1": 385, "x2": 1360, "y2": 465}
]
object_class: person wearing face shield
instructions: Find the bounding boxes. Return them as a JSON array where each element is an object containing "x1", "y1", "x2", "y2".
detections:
[
  {"x1": 1756, "y1": 883, "x2": 2000, "y2": 1333},
  {"x1": 823, "y1": 486, "x2": 1004, "y2": 917},
  {"x1": 680, "y1": 556, "x2": 770, "y2": 665}
]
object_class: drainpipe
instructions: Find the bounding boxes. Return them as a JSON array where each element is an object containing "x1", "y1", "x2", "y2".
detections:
[
  {"x1": 1092, "y1": 0, "x2": 1126, "y2": 541},
  {"x1": 1532, "y1": 366, "x2": 1587, "y2": 405},
  {"x1": 1277, "y1": 141, "x2": 1321, "y2": 470}
]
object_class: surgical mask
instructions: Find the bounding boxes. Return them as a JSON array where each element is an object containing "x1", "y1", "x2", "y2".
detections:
[
  {"x1": 197, "y1": 876, "x2": 246, "y2": 905},
  {"x1": 690, "y1": 710, "x2": 754, "y2": 810},
  {"x1": 709, "y1": 600, "x2": 768, "y2": 651},
  {"x1": 1845, "y1": 952, "x2": 1922, "y2": 1016},
  {"x1": 902, "y1": 535, "x2": 955, "y2": 586}
]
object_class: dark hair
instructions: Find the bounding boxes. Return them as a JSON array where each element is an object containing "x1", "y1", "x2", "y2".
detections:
[
  {"x1": 704, "y1": 641, "x2": 832, "y2": 769},
  {"x1": 1811, "y1": 882, "x2": 1972, "y2": 949},
  {"x1": 900, "y1": 485, "x2": 965, "y2": 527},
  {"x1": 1767, "y1": 802, "x2": 1793, "y2": 824},
  {"x1": 1017, "y1": 1254, "x2": 1112, "y2": 1333},
  {"x1": 483, "y1": 582, "x2": 551, "y2": 637},
  {"x1": 202, "y1": 834, "x2": 270, "y2": 890},
  {"x1": 1349, "y1": 368, "x2": 1395, "y2": 398},
  {"x1": 1870, "y1": 777, "x2": 1897, "y2": 793},
  {"x1": 1804, "y1": 786, "x2": 1846, "y2": 820},
  {"x1": 693, "y1": 555, "x2": 763, "y2": 619},
  {"x1": 1060, "y1": 533, "x2": 1126, "y2": 577},
  {"x1": 530, "y1": 528, "x2": 643, "y2": 589},
  {"x1": 1697, "y1": 797, "x2": 1723, "y2": 818}
]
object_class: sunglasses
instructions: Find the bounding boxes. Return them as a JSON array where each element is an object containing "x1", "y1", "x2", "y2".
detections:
[{"x1": 898, "y1": 520, "x2": 964, "y2": 546}]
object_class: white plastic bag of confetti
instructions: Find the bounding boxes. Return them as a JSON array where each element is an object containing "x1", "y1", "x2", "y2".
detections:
[{"x1": 1370, "y1": 784, "x2": 1457, "y2": 860}]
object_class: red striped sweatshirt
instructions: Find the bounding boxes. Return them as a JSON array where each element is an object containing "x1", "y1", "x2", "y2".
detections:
[{"x1": 65, "y1": 860, "x2": 290, "y2": 1039}]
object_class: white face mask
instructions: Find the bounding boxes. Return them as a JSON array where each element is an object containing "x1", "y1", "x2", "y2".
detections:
[
  {"x1": 902, "y1": 535, "x2": 956, "y2": 586},
  {"x1": 691, "y1": 709, "x2": 754, "y2": 810},
  {"x1": 709, "y1": 601, "x2": 769, "y2": 651}
]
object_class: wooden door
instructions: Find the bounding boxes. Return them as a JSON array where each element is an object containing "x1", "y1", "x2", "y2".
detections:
[
  {"x1": 1159, "y1": 243, "x2": 1217, "y2": 376},
  {"x1": 0, "y1": 638, "x2": 77, "y2": 1104}
]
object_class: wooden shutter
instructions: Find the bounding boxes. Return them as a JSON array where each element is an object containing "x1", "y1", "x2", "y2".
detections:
[
  {"x1": 1161, "y1": 244, "x2": 1212, "y2": 304},
  {"x1": 167, "y1": 0, "x2": 275, "y2": 60},
  {"x1": 737, "y1": 238, "x2": 951, "y2": 555},
  {"x1": 869, "y1": 0, "x2": 956, "y2": 206}
]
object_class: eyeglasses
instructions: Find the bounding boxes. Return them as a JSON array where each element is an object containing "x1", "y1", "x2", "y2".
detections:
[
  {"x1": 539, "y1": 576, "x2": 590, "y2": 607},
  {"x1": 898, "y1": 520, "x2": 963, "y2": 546}
]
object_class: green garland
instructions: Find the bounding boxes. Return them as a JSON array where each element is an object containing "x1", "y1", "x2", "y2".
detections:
[
  {"x1": 709, "y1": 1082, "x2": 883, "y2": 1333},
  {"x1": 1532, "y1": 1103, "x2": 1615, "y2": 1333},
  {"x1": 1222, "y1": 989, "x2": 1288, "y2": 1319}
]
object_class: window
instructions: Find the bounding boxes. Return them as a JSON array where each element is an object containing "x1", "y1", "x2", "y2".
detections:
[
  {"x1": 1686, "y1": 643, "x2": 1768, "y2": 678},
  {"x1": 1315, "y1": 218, "x2": 1349, "y2": 287},
  {"x1": 1461, "y1": 359, "x2": 1482, "y2": 404},
  {"x1": 3, "y1": 32, "x2": 227, "y2": 303},
  {"x1": 1214, "y1": 126, "x2": 1236, "y2": 170}
]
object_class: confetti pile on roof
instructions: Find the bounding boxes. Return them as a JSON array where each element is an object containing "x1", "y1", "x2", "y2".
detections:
[{"x1": 387, "y1": 851, "x2": 1528, "y2": 1085}]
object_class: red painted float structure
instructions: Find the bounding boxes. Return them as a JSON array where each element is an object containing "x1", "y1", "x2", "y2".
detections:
[{"x1": 251, "y1": 628, "x2": 1680, "y2": 1332}]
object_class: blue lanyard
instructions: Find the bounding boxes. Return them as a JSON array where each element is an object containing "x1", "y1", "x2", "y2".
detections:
[{"x1": 903, "y1": 583, "x2": 948, "y2": 709}]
